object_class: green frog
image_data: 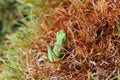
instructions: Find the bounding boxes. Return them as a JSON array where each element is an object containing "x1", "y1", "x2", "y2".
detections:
[{"x1": 47, "y1": 30, "x2": 66, "y2": 62}]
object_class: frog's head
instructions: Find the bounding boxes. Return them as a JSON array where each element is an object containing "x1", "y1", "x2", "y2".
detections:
[{"x1": 56, "y1": 30, "x2": 66, "y2": 44}]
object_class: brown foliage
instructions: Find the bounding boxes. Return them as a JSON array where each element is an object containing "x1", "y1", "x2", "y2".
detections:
[{"x1": 28, "y1": 0, "x2": 120, "y2": 80}]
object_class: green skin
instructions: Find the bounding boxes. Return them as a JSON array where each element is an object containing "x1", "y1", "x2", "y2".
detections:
[
  {"x1": 53, "y1": 44, "x2": 62, "y2": 58},
  {"x1": 53, "y1": 30, "x2": 66, "y2": 58},
  {"x1": 47, "y1": 30, "x2": 66, "y2": 62},
  {"x1": 56, "y1": 30, "x2": 66, "y2": 45},
  {"x1": 48, "y1": 47, "x2": 54, "y2": 62}
]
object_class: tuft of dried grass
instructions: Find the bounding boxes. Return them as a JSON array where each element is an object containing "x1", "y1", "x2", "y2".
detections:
[{"x1": 27, "y1": 0, "x2": 120, "y2": 79}]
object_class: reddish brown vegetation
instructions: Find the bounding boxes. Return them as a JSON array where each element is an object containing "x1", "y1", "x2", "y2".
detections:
[{"x1": 28, "y1": 0, "x2": 120, "y2": 80}]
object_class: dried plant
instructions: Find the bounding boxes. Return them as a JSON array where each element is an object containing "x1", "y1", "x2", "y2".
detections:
[{"x1": 25, "y1": 0, "x2": 120, "y2": 79}]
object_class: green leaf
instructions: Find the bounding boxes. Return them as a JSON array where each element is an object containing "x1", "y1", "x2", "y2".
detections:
[
  {"x1": 118, "y1": 70, "x2": 120, "y2": 80},
  {"x1": 98, "y1": 45, "x2": 101, "y2": 53},
  {"x1": 117, "y1": 23, "x2": 120, "y2": 36},
  {"x1": 88, "y1": 72, "x2": 95, "y2": 80}
]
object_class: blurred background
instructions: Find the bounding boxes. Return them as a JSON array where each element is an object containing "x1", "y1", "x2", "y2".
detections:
[
  {"x1": 0, "y1": 0, "x2": 58, "y2": 45},
  {"x1": 0, "y1": 0, "x2": 63, "y2": 79}
]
